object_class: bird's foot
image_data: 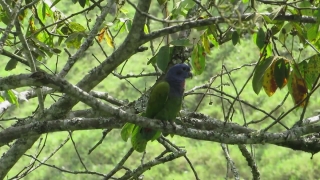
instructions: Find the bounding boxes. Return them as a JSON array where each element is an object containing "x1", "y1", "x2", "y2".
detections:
[
  {"x1": 169, "y1": 121, "x2": 177, "y2": 131},
  {"x1": 161, "y1": 120, "x2": 168, "y2": 129}
]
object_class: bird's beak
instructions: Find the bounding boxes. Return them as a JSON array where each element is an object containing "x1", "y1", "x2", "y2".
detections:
[{"x1": 188, "y1": 72, "x2": 193, "y2": 79}]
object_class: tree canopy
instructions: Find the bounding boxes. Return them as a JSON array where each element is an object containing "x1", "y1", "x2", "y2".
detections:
[{"x1": 0, "y1": 0, "x2": 320, "y2": 179}]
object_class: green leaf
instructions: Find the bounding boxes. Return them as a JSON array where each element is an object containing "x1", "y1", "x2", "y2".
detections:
[
  {"x1": 120, "y1": 8, "x2": 129, "y2": 15},
  {"x1": 273, "y1": 58, "x2": 290, "y2": 89},
  {"x1": 306, "y1": 23, "x2": 319, "y2": 41},
  {"x1": 171, "y1": 0, "x2": 195, "y2": 18},
  {"x1": 36, "y1": 31, "x2": 53, "y2": 45},
  {"x1": 253, "y1": 28, "x2": 266, "y2": 49},
  {"x1": 207, "y1": 34, "x2": 219, "y2": 48},
  {"x1": 0, "y1": 6, "x2": 10, "y2": 24},
  {"x1": 298, "y1": 1, "x2": 313, "y2": 16},
  {"x1": 313, "y1": 9, "x2": 320, "y2": 23},
  {"x1": 5, "y1": 59, "x2": 18, "y2": 71},
  {"x1": 147, "y1": 54, "x2": 157, "y2": 66},
  {"x1": 279, "y1": 22, "x2": 293, "y2": 44},
  {"x1": 252, "y1": 56, "x2": 275, "y2": 94},
  {"x1": 191, "y1": 44, "x2": 206, "y2": 75},
  {"x1": 37, "y1": 2, "x2": 53, "y2": 24},
  {"x1": 68, "y1": 22, "x2": 86, "y2": 32},
  {"x1": 262, "y1": 15, "x2": 273, "y2": 23},
  {"x1": 32, "y1": 36, "x2": 58, "y2": 57},
  {"x1": 65, "y1": 32, "x2": 86, "y2": 49},
  {"x1": 0, "y1": 95, "x2": 4, "y2": 102},
  {"x1": 37, "y1": 2, "x2": 46, "y2": 23},
  {"x1": 156, "y1": 45, "x2": 174, "y2": 72},
  {"x1": 264, "y1": 43, "x2": 273, "y2": 58},
  {"x1": 170, "y1": 39, "x2": 192, "y2": 46},
  {"x1": 121, "y1": 123, "x2": 136, "y2": 141},
  {"x1": 206, "y1": 25, "x2": 218, "y2": 39},
  {"x1": 5, "y1": 90, "x2": 19, "y2": 107},
  {"x1": 113, "y1": 19, "x2": 126, "y2": 33},
  {"x1": 232, "y1": 31, "x2": 239, "y2": 46},
  {"x1": 270, "y1": 22, "x2": 284, "y2": 35},
  {"x1": 50, "y1": 0, "x2": 61, "y2": 8},
  {"x1": 299, "y1": 54, "x2": 320, "y2": 90},
  {"x1": 79, "y1": 0, "x2": 86, "y2": 7}
]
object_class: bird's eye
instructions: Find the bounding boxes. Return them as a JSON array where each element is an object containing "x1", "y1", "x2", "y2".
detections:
[{"x1": 182, "y1": 67, "x2": 186, "y2": 71}]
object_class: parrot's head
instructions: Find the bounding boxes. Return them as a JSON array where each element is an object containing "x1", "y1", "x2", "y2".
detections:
[
  {"x1": 165, "y1": 64, "x2": 192, "y2": 96},
  {"x1": 165, "y1": 63, "x2": 192, "y2": 81}
]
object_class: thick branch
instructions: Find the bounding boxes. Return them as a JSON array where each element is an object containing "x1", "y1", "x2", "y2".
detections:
[{"x1": 2, "y1": 114, "x2": 320, "y2": 154}]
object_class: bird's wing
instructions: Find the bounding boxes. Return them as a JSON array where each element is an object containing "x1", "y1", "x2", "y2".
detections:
[{"x1": 145, "y1": 81, "x2": 170, "y2": 118}]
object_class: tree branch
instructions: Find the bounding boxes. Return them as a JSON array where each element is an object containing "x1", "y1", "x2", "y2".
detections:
[
  {"x1": 118, "y1": 150, "x2": 186, "y2": 180},
  {"x1": 1, "y1": 72, "x2": 320, "y2": 155},
  {"x1": 221, "y1": 144, "x2": 240, "y2": 180},
  {"x1": 238, "y1": 145, "x2": 260, "y2": 180},
  {"x1": 2, "y1": 114, "x2": 320, "y2": 153},
  {"x1": 141, "y1": 13, "x2": 317, "y2": 43},
  {"x1": 57, "y1": 1, "x2": 115, "y2": 78},
  {"x1": 15, "y1": 14, "x2": 45, "y2": 113},
  {"x1": 0, "y1": 0, "x2": 20, "y2": 53}
]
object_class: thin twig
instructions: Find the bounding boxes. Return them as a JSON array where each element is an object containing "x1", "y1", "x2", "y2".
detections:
[
  {"x1": 103, "y1": 148, "x2": 134, "y2": 180},
  {"x1": 15, "y1": 12, "x2": 45, "y2": 113},
  {"x1": 68, "y1": 131, "x2": 88, "y2": 171},
  {"x1": 88, "y1": 129, "x2": 112, "y2": 154},
  {"x1": 221, "y1": 144, "x2": 240, "y2": 180}
]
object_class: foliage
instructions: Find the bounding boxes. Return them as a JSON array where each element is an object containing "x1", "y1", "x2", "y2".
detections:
[{"x1": 0, "y1": 0, "x2": 320, "y2": 179}]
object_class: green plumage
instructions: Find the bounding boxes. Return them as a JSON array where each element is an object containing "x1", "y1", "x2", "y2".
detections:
[
  {"x1": 120, "y1": 63, "x2": 191, "y2": 153},
  {"x1": 121, "y1": 81, "x2": 183, "y2": 153},
  {"x1": 131, "y1": 81, "x2": 182, "y2": 152}
]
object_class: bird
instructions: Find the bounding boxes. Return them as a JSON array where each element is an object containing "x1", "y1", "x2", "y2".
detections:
[{"x1": 121, "y1": 63, "x2": 192, "y2": 152}]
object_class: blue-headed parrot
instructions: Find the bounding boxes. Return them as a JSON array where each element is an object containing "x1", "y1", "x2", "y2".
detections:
[{"x1": 121, "y1": 64, "x2": 192, "y2": 152}]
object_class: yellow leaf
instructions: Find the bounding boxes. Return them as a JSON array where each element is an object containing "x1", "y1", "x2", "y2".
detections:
[
  {"x1": 201, "y1": 32, "x2": 211, "y2": 54},
  {"x1": 262, "y1": 60, "x2": 278, "y2": 96},
  {"x1": 98, "y1": 27, "x2": 106, "y2": 43},
  {"x1": 290, "y1": 73, "x2": 308, "y2": 107},
  {"x1": 105, "y1": 29, "x2": 114, "y2": 48},
  {"x1": 29, "y1": 18, "x2": 36, "y2": 33},
  {"x1": 144, "y1": 24, "x2": 149, "y2": 34}
]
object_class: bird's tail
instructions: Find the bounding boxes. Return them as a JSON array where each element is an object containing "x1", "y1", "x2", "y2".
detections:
[{"x1": 131, "y1": 126, "x2": 161, "y2": 153}]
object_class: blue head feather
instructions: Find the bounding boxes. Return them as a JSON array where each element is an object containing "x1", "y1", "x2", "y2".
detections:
[{"x1": 165, "y1": 64, "x2": 192, "y2": 96}]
